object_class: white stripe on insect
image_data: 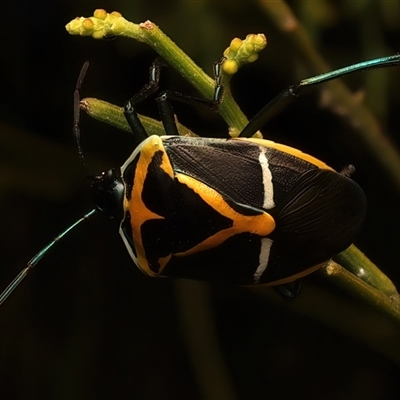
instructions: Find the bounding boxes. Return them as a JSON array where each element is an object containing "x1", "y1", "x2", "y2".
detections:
[
  {"x1": 253, "y1": 237, "x2": 273, "y2": 283},
  {"x1": 258, "y1": 147, "x2": 275, "y2": 209}
]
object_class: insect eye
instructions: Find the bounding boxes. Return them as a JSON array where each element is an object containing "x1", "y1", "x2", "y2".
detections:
[{"x1": 91, "y1": 168, "x2": 125, "y2": 220}]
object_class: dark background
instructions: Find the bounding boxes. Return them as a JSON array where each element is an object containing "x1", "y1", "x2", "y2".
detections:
[{"x1": 1, "y1": 1, "x2": 400, "y2": 399}]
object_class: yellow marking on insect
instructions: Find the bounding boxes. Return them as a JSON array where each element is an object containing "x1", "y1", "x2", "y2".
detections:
[{"x1": 173, "y1": 173, "x2": 275, "y2": 257}]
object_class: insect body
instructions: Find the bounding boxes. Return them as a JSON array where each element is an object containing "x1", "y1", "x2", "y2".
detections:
[
  {"x1": 118, "y1": 134, "x2": 365, "y2": 285},
  {"x1": 1, "y1": 54, "x2": 400, "y2": 304}
]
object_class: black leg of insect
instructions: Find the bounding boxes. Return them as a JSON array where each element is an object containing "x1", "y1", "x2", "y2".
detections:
[
  {"x1": 1, "y1": 54, "x2": 400, "y2": 306},
  {"x1": 239, "y1": 54, "x2": 400, "y2": 138},
  {"x1": 123, "y1": 57, "x2": 224, "y2": 139}
]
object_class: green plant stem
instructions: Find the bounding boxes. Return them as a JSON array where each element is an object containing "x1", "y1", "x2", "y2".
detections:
[
  {"x1": 67, "y1": 12, "x2": 249, "y2": 133},
  {"x1": 127, "y1": 23, "x2": 248, "y2": 127},
  {"x1": 81, "y1": 98, "x2": 196, "y2": 137},
  {"x1": 321, "y1": 261, "x2": 400, "y2": 323},
  {"x1": 335, "y1": 245, "x2": 399, "y2": 299}
]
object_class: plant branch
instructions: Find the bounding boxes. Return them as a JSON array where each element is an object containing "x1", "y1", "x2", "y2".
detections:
[{"x1": 67, "y1": 10, "x2": 266, "y2": 136}]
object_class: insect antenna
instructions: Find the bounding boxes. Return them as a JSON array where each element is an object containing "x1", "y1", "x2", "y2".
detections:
[
  {"x1": 73, "y1": 61, "x2": 93, "y2": 178},
  {"x1": 0, "y1": 210, "x2": 97, "y2": 306},
  {"x1": 0, "y1": 63, "x2": 99, "y2": 306}
]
